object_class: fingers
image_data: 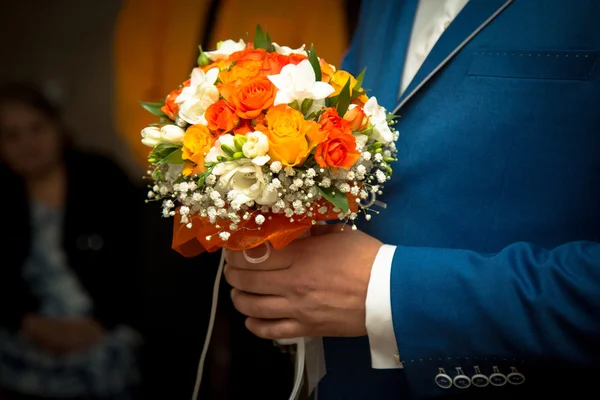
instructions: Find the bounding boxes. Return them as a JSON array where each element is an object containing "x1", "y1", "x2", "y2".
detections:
[
  {"x1": 245, "y1": 317, "x2": 306, "y2": 340},
  {"x1": 231, "y1": 289, "x2": 292, "y2": 319},
  {"x1": 224, "y1": 265, "x2": 288, "y2": 295},
  {"x1": 225, "y1": 243, "x2": 297, "y2": 271}
]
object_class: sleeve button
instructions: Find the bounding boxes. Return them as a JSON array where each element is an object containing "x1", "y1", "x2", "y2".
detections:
[
  {"x1": 453, "y1": 367, "x2": 471, "y2": 389},
  {"x1": 507, "y1": 367, "x2": 525, "y2": 385},
  {"x1": 471, "y1": 366, "x2": 489, "y2": 388},
  {"x1": 490, "y1": 366, "x2": 507, "y2": 387},
  {"x1": 435, "y1": 368, "x2": 453, "y2": 389}
]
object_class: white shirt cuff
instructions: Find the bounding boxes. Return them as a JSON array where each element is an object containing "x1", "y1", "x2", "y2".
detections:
[{"x1": 365, "y1": 244, "x2": 402, "y2": 369}]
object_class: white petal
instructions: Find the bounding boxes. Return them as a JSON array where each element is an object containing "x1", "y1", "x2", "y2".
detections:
[
  {"x1": 141, "y1": 138, "x2": 159, "y2": 147},
  {"x1": 363, "y1": 97, "x2": 379, "y2": 116},
  {"x1": 267, "y1": 72, "x2": 292, "y2": 90},
  {"x1": 219, "y1": 134, "x2": 236, "y2": 149},
  {"x1": 308, "y1": 82, "x2": 335, "y2": 100},
  {"x1": 273, "y1": 90, "x2": 295, "y2": 106},
  {"x1": 295, "y1": 60, "x2": 317, "y2": 89},
  {"x1": 160, "y1": 125, "x2": 185, "y2": 144},
  {"x1": 373, "y1": 122, "x2": 394, "y2": 143},
  {"x1": 189, "y1": 68, "x2": 204, "y2": 86},
  {"x1": 213, "y1": 161, "x2": 237, "y2": 177},
  {"x1": 252, "y1": 155, "x2": 270, "y2": 166},
  {"x1": 205, "y1": 68, "x2": 220, "y2": 85}
]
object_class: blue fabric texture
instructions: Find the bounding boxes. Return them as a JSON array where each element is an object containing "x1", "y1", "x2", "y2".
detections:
[{"x1": 318, "y1": 0, "x2": 600, "y2": 398}]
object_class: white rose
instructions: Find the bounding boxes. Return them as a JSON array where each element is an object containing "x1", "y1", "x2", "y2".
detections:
[
  {"x1": 212, "y1": 160, "x2": 276, "y2": 205},
  {"x1": 242, "y1": 131, "x2": 270, "y2": 165},
  {"x1": 141, "y1": 125, "x2": 185, "y2": 147},
  {"x1": 175, "y1": 68, "x2": 220, "y2": 125},
  {"x1": 205, "y1": 39, "x2": 246, "y2": 60}
]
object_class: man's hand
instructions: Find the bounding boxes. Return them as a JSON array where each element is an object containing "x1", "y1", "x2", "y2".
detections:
[
  {"x1": 22, "y1": 314, "x2": 106, "y2": 355},
  {"x1": 224, "y1": 224, "x2": 382, "y2": 340}
]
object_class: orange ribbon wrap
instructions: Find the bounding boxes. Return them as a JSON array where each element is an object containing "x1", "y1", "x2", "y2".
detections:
[{"x1": 172, "y1": 197, "x2": 358, "y2": 257}]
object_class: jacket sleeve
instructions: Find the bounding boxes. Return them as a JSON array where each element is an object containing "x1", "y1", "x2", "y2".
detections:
[{"x1": 390, "y1": 240, "x2": 600, "y2": 395}]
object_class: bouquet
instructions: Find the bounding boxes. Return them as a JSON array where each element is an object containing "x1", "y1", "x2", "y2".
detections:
[{"x1": 140, "y1": 26, "x2": 398, "y2": 400}]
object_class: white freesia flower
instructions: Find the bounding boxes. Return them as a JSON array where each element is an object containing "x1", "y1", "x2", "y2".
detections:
[
  {"x1": 353, "y1": 132, "x2": 369, "y2": 151},
  {"x1": 268, "y1": 59, "x2": 335, "y2": 106},
  {"x1": 242, "y1": 131, "x2": 270, "y2": 166},
  {"x1": 205, "y1": 39, "x2": 246, "y2": 60},
  {"x1": 363, "y1": 96, "x2": 394, "y2": 143},
  {"x1": 175, "y1": 68, "x2": 220, "y2": 125},
  {"x1": 212, "y1": 159, "x2": 277, "y2": 205},
  {"x1": 272, "y1": 42, "x2": 306, "y2": 55},
  {"x1": 141, "y1": 124, "x2": 185, "y2": 147},
  {"x1": 205, "y1": 134, "x2": 236, "y2": 163}
]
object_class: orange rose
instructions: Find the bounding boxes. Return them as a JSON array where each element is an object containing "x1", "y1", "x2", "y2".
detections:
[
  {"x1": 182, "y1": 124, "x2": 216, "y2": 176},
  {"x1": 229, "y1": 47, "x2": 266, "y2": 62},
  {"x1": 229, "y1": 76, "x2": 276, "y2": 119},
  {"x1": 318, "y1": 108, "x2": 352, "y2": 133},
  {"x1": 260, "y1": 53, "x2": 307, "y2": 76},
  {"x1": 233, "y1": 119, "x2": 253, "y2": 135},
  {"x1": 205, "y1": 100, "x2": 239, "y2": 135},
  {"x1": 288, "y1": 53, "x2": 308, "y2": 65},
  {"x1": 319, "y1": 58, "x2": 336, "y2": 83},
  {"x1": 219, "y1": 60, "x2": 262, "y2": 84},
  {"x1": 201, "y1": 59, "x2": 232, "y2": 73},
  {"x1": 257, "y1": 104, "x2": 326, "y2": 166},
  {"x1": 315, "y1": 129, "x2": 360, "y2": 170},
  {"x1": 261, "y1": 53, "x2": 290, "y2": 75},
  {"x1": 343, "y1": 106, "x2": 369, "y2": 131},
  {"x1": 161, "y1": 79, "x2": 190, "y2": 120}
]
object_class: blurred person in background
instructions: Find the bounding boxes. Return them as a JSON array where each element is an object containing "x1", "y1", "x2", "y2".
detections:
[{"x1": 0, "y1": 82, "x2": 143, "y2": 400}]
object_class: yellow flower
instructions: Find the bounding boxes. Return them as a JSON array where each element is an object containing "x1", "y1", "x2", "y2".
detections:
[
  {"x1": 256, "y1": 105, "x2": 326, "y2": 167},
  {"x1": 329, "y1": 70, "x2": 369, "y2": 105},
  {"x1": 182, "y1": 124, "x2": 216, "y2": 176}
]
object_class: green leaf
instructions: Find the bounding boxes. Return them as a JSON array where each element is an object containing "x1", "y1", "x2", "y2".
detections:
[
  {"x1": 307, "y1": 44, "x2": 322, "y2": 81},
  {"x1": 253, "y1": 25, "x2": 274, "y2": 51},
  {"x1": 152, "y1": 168, "x2": 163, "y2": 181},
  {"x1": 148, "y1": 143, "x2": 179, "y2": 163},
  {"x1": 160, "y1": 148, "x2": 183, "y2": 164},
  {"x1": 306, "y1": 108, "x2": 326, "y2": 121},
  {"x1": 353, "y1": 68, "x2": 366, "y2": 91},
  {"x1": 336, "y1": 78, "x2": 352, "y2": 117},
  {"x1": 264, "y1": 30, "x2": 275, "y2": 52},
  {"x1": 288, "y1": 100, "x2": 301, "y2": 111},
  {"x1": 325, "y1": 95, "x2": 338, "y2": 108},
  {"x1": 318, "y1": 186, "x2": 349, "y2": 214},
  {"x1": 386, "y1": 112, "x2": 399, "y2": 123},
  {"x1": 140, "y1": 102, "x2": 167, "y2": 118},
  {"x1": 197, "y1": 166, "x2": 214, "y2": 187},
  {"x1": 301, "y1": 98, "x2": 314, "y2": 115},
  {"x1": 197, "y1": 45, "x2": 211, "y2": 66}
]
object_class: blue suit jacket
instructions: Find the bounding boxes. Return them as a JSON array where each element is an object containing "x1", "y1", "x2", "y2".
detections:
[{"x1": 318, "y1": 0, "x2": 600, "y2": 398}]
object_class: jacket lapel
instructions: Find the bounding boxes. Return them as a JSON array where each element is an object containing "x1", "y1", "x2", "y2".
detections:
[
  {"x1": 393, "y1": 0, "x2": 514, "y2": 114},
  {"x1": 363, "y1": 0, "x2": 419, "y2": 111}
]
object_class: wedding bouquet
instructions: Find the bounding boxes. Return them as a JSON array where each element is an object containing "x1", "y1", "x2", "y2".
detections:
[
  {"x1": 141, "y1": 27, "x2": 398, "y2": 255},
  {"x1": 140, "y1": 26, "x2": 398, "y2": 399}
]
